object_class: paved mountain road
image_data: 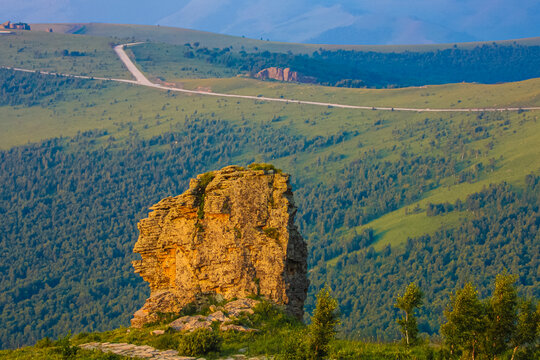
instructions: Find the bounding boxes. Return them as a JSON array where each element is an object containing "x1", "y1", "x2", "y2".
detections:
[{"x1": 3, "y1": 43, "x2": 539, "y2": 113}]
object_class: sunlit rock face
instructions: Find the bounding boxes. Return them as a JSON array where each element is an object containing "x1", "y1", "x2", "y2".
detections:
[{"x1": 131, "y1": 165, "x2": 308, "y2": 328}]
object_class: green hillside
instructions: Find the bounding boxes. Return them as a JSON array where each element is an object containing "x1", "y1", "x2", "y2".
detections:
[
  {"x1": 0, "y1": 28, "x2": 539, "y2": 349},
  {"x1": 0, "y1": 31, "x2": 129, "y2": 79},
  {"x1": 0, "y1": 300, "x2": 448, "y2": 360},
  {"x1": 126, "y1": 41, "x2": 540, "y2": 87},
  {"x1": 3, "y1": 28, "x2": 539, "y2": 89}
]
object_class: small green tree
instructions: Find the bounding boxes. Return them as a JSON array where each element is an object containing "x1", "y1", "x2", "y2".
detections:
[
  {"x1": 483, "y1": 273, "x2": 518, "y2": 358},
  {"x1": 510, "y1": 299, "x2": 539, "y2": 360},
  {"x1": 54, "y1": 332, "x2": 79, "y2": 360},
  {"x1": 441, "y1": 283, "x2": 485, "y2": 360},
  {"x1": 395, "y1": 282, "x2": 424, "y2": 346},
  {"x1": 306, "y1": 287, "x2": 340, "y2": 360}
]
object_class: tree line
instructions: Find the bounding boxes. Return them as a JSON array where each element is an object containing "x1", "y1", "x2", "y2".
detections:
[
  {"x1": 0, "y1": 68, "x2": 104, "y2": 107},
  {"x1": 166, "y1": 43, "x2": 540, "y2": 88},
  {"x1": 394, "y1": 275, "x2": 539, "y2": 360},
  {"x1": 308, "y1": 178, "x2": 540, "y2": 342}
]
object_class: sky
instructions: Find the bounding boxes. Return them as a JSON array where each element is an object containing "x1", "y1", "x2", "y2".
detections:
[{"x1": 1, "y1": 0, "x2": 539, "y2": 45}]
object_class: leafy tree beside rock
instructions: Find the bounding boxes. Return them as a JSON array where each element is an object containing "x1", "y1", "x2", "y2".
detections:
[
  {"x1": 306, "y1": 288, "x2": 340, "y2": 360},
  {"x1": 442, "y1": 275, "x2": 539, "y2": 360},
  {"x1": 394, "y1": 282, "x2": 423, "y2": 346},
  {"x1": 511, "y1": 299, "x2": 539, "y2": 360},
  {"x1": 442, "y1": 283, "x2": 485, "y2": 360},
  {"x1": 483, "y1": 273, "x2": 518, "y2": 358}
]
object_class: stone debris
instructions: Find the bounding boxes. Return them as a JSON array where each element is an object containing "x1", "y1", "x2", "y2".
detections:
[
  {"x1": 151, "y1": 329, "x2": 165, "y2": 335},
  {"x1": 224, "y1": 298, "x2": 259, "y2": 318},
  {"x1": 219, "y1": 324, "x2": 258, "y2": 333},
  {"x1": 167, "y1": 304, "x2": 258, "y2": 333},
  {"x1": 207, "y1": 310, "x2": 229, "y2": 323},
  {"x1": 80, "y1": 342, "x2": 269, "y2": 360},
  {"x1": 79, "y1": 342, "x2": 194, "y2": 359},
  {"x1": 131, "y1": 165, "x2": 308, "y2": 328},
  {"x1": 169, "y1": 315, "x2": 213, "y2": 332}
]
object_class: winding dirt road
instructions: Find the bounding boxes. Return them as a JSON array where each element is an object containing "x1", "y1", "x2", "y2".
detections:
[
  {"x1": 3, "y1": 43, "x2": 539, "y2": 112},
  {"x1": 113, "y1": 43, "x2": 153, "y2": 86}
]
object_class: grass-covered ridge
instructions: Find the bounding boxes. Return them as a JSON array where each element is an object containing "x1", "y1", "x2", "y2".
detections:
[
  {"x1": 1, "y1": 65, "x2": 539, "y2": 150},
  {"x1": 0, "y1": 31, "x2": 129, "y2": 79},
  {"x1": 0, "y1": 297, "x2": 439, "y2": 360},
  {"x1": 2, "y1": 284, "x2": 535, "y2": 359}
]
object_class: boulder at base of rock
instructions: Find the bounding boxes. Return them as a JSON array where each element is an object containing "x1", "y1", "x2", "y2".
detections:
[
  {"x1": 224, "y1": 298, "x2": 259, "y2": 318},
  {"x1": 219, "y1": 324, "x2": 258, "y2": 332},
  {"x1": 207, "y1": 310, "x2": 230, "y2": 323},
  {"x1": 169, "y1": 315, "x2": 212, "y2": 332}
]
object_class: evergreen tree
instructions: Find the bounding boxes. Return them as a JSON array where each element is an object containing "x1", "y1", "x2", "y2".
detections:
[
  {"x1": 483, "y1": 273, "x2": 518, "y2": 358},
  {"x1": 442, "y1": 283, "x2": 485, "y2": 360},
  {"x1": 307, "y1": 288, "x2": 340, "y2": 360},
  {"x1": 510, "y1": 299, "x2": 539, "y2": 360},
  {"x1": 394, "y1": 282, "x2": 423, "y2": 346}
]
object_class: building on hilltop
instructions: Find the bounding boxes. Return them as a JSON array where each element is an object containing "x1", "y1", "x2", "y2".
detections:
[{"x1": 1, "y1": 21, "x2": 31, "y2": 30}]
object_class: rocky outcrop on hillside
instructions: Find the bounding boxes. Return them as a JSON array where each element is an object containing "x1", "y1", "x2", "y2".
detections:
[
  {"x1": 255, "y1": 67, "x2": 316, "y2": 83},
  {"x1": 131, "y1": 165, "x2": 308, "y2": 328}
]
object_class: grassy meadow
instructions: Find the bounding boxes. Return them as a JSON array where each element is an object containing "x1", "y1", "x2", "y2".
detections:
[{"x1": 0, "y1": 30, "x2": 129, "y2": 78}]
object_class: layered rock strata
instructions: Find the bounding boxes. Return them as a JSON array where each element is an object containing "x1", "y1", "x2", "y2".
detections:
[{"x1": 131, "y1": 165, "x2": 308, "y2": 327}]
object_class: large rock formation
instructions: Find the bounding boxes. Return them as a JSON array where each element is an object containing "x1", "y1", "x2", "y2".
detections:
[
  {"x1": 131, "y1": 165, "x2": 308, "y2": 327},
  {"x1": 255, "y1": 67, "x2": 316, "y2": 83}
]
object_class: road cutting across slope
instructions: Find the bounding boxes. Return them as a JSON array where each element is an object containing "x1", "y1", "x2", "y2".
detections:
[{"x1": 2, "y1": 43, "x2": 539, "y2": 113}]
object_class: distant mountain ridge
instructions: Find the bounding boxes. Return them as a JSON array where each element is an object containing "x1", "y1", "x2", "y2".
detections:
[{"x1": 29, "y1": 22, "x2": 540, "y2": 54}]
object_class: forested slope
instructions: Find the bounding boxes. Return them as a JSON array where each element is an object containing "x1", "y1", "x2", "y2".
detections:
[
  {"x1": 130, "y1": 42, "x2": 540, "y2": 88},
  {"x1": 309, "y1": 179, "x2": 540, "y2": 340},
  {"x1": 0, "y1": 62, "x2": 539, "y2": 348}
]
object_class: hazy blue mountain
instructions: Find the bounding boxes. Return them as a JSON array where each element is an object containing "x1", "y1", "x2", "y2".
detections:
[{"x1": 4, "y1": 0, "x2": 540, "y2": 45}]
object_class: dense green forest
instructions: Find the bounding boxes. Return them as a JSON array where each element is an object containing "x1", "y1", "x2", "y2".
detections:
[
  {"x1": 0, "y1": 66, "x2": 539, "y2": 350},
  {"x1": 297, "y1": 152, "x2": 457, "y2": 264},
  {"x1": 0, "y1": 68, "x2": 103, "y2": 107},
  {"x1": 133, "y1": 42, "x2": 540, "y2": 87},
  {"x1": 0, "y1": 113, "x2": 358, "y2": 348},
  {"x1": 308, "y1": 179, "x2": 540, "y2": 340},
  {"x1": 1, "y1": 113, "x2": 539, "y2": 348}
]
